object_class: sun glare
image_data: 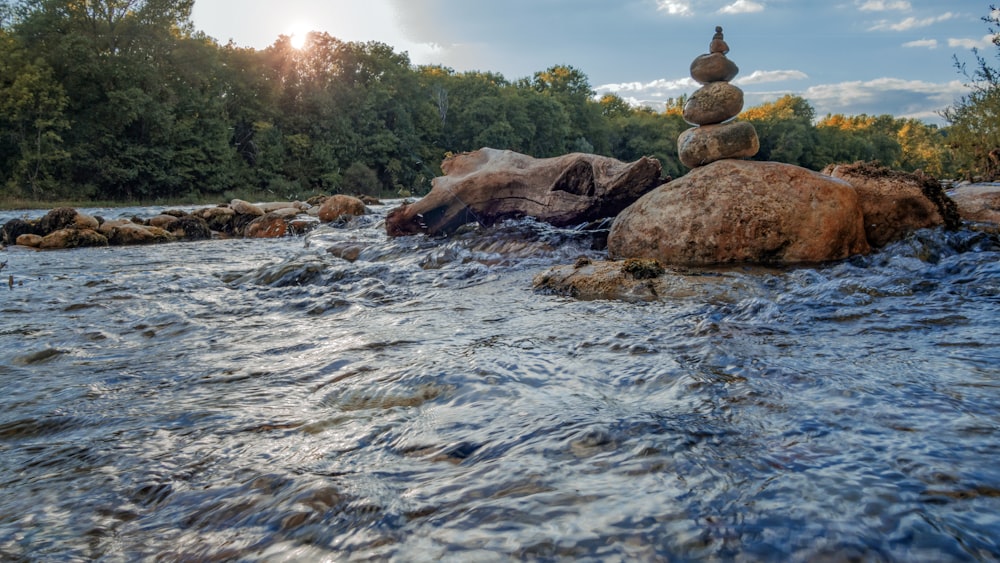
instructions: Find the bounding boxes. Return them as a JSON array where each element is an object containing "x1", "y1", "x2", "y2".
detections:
[{"x1": 288, "y1": 24, "x2": 310, "y2": 49}]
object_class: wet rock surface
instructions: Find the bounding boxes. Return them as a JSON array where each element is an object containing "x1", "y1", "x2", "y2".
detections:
[{"x1": 608, "y1": 160, "x2": 871, "y2": 265}]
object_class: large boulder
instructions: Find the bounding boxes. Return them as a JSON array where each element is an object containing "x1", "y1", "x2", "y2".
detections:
[
  {"x1": 386, "y1": 148, "x2": 665, "y2": 237},
  {"x1": 947, "y1": 183, "x2": 1000, "y2": 225},
  {"x1": 824, "y1": 161, "x2": 961, "y2": 247},
  {"x1": 608, "y1": 160, "x2": 871, "y2": 265}
]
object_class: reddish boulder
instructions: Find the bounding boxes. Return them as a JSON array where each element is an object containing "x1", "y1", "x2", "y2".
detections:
[
  {"x1": 318, "y1": 195, "x2": 367, "y2": 222},
  {"x1": 245, "y1": 213, "x2": 289, "y2": 238},
  {"x1": 825, "y1": 161, "x2": 960, "y2": 247},
  {"x1": 608, "y1": 160, "x2": 870, "y2": 265},
  {"x1": 386, "y1": 148, "x2": 664, "y2": 237}
]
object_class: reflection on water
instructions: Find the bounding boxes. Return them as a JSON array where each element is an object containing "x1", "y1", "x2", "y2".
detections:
[{"x1": 1, "y1": 204, "x2": 999, "y2": 560}]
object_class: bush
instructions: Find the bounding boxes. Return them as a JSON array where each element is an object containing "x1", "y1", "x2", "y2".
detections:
[{"x1": 342, "y1": 162, "x2": 382, "y2": 197}]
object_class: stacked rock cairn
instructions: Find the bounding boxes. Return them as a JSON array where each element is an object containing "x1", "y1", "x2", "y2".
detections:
[{"x1": 677, "y1": 27, "x2": 760, "y2": 169}]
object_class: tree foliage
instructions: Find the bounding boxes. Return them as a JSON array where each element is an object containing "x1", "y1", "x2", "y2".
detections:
[
  {"x1": 0, "y1": 0, "x2": 983, "y2": 203},
  {"x1": 941, "y1": 4, "x2": 1000, "y2": 180}
]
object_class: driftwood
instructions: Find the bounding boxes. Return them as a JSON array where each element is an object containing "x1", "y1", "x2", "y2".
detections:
[{"x1": 386, "y1": 148, "x2": 665, "y2": 237}]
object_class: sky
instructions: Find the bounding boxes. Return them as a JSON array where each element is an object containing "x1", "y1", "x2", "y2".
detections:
[{"x1": 190, "y1": 0, "x2": 998, "y2": 125}]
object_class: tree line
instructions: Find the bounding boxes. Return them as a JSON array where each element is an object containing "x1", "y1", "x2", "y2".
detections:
[{"x1": 0, "y1": 0, "x2": 996, "y2": 204}]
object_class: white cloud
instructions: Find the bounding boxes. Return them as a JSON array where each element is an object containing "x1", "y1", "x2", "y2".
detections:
[
  {"x1": 903, "y1": 38, "x2": 938, "y2": 49},
  {"x1": 804, "y1": 77, "x2": 967, "y2": 117},
  {"x1": 597, "y1": 77, "x2": 698, "y2": 94},
  {"x1": 948, "y1": 35, "x2": 996, "y2": 50},
  {"x1": 598, "y1": 73, "x2": 968, "y2": 125},
  {"x1": 719, "y1": 0, "x2": 764, "y2": 15},
  {"x1": 868, "y1": 12, "x2": 955, "y2": 32},
  {"x1": 734, "y1": 70, "x2": 809, "y2": 84},
  {"x1": 856, "y1": 0, "x2": 911, "y2": 11},
  {"x1": 656, "y1": 0, "x2": 693, "y2": 16}
]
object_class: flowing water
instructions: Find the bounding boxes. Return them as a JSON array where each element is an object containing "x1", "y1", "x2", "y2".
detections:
[{"x1": 1, "y1": 202, "x2": 999, "y2": 562}]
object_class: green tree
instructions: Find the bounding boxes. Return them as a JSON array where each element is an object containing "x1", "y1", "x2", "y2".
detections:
[
  {"x1": 741, "y1": 94, "x2": 818, "y2": 167},
  {"x1": 527, "y1": 65, "x2": 609, "y2": 154},
  {"x1": 942, "y1": 4, "x2": 1000, "y2": 180},
  {"x1": 0, "y1": 26, "x2": 70, "y2": 199}
]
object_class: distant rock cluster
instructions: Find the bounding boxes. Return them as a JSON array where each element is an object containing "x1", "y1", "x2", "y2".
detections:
[
  {"x1": 678, "y1": 27, "x2": 760, "y2": 169},
  {"x1": 2, "y1": 195, "x2": 372, "y2": 250}
]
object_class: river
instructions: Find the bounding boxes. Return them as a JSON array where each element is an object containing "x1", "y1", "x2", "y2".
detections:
[{"x1": 1, "y1": 202, "x2": 999, "y2": 561}]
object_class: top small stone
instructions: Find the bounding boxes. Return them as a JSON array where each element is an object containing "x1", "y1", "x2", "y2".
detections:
[{"x1": 710, "y1": 25, "x2": 729, "y2": 55}]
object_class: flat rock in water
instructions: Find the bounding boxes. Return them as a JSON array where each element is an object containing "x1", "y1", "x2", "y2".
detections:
[
  {"x1": 948, "y1": 183, "x2": 1000, "y2": 225},
  {"x1": 608, "y1": 160, "x2": 871, "y2": 265},
  {"x1": 533, "y1": 259, "x2": 757, "y2": 302}
]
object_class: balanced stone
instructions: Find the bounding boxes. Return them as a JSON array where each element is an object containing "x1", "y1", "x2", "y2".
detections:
[
  {"x1": 678, "y1": 121, "x2": 759, "y2": 169},
  {"x1": 683, "y1": 81, "x2": 744, "y2": 126},
  {"x1": 690, "y1": 53, "x2": 739, "y2": 84},
  {"x1": 710, "y1": 26, "x2": 729, "y2": 54}
]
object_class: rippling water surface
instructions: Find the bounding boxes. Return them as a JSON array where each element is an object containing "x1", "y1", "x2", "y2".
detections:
[{"x1": 1, "y1": 202, "x2": 999, "y2": 561}]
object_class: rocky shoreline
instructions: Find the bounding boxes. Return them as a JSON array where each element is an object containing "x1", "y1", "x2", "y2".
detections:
[{"x1": 1, "y1": 194, "x2": 374, "y2": 250}]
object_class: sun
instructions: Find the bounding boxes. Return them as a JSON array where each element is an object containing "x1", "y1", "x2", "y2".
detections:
[{"x1": 288, "y1": 24, "x2": 310, "y2": 49}]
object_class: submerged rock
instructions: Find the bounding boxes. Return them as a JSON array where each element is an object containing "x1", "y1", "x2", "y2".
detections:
[
  {"x1": 609, "y1": 160, "x2": 870, "y2": 265},
  {"x1": 533, "y1": 259, "x2": 749, "y2": 302},
  {"x1": 385, "y1": 148, "x2": 664, "y2": 237}
]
